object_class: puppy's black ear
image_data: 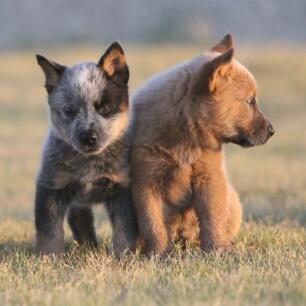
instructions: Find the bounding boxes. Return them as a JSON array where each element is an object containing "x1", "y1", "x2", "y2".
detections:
[
  {"x1": 191, "y1": 48, "x2": 234, "y2": 96},
  {"x1": 98, "y1": 41, "x2": 129, "y2": 85},
  {"x1": 211, "y1": 34, "x2": 235, "y2": 53},
  {"x1": 36, "y1": 55, "x2": 66, "y2": 94}
]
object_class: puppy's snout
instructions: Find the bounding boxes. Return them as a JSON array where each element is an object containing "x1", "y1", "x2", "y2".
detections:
[
  {"x1": 267, "y1": 123, "x2": 274, "y2": 137},
  {"x1": 79, "y1": 129, "x2": 98, "y2": 147}
]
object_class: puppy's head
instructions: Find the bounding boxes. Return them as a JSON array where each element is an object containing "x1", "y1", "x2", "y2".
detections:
[
  {"x1": 190, "y1": 34, "x2": 274, "y2": 148},
  {"x1": 36, "y1": 42, "x2": 129, "y2": 155}
]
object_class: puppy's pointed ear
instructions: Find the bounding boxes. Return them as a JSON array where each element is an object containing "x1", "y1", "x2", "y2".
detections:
[
  {"x1": 211, "y1": 34, "x2": 234, "y2": 53},
  {"x1": 191, "y1": 48, "x2": 234, "y2": 96},
  {"x1": 98, "y1": 41, "x2": 129, "y2": 85},
  {"x1": 36, "y1": 55, "x2": 66, "y2": 94}
]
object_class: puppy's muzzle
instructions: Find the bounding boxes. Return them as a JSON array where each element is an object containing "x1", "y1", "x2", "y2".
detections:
[{"x1": 79, "y1": 129, "x2": 98, "y2": 148}]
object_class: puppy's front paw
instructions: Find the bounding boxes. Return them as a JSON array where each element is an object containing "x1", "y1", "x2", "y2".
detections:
[{"x1": 200, "y1": 239, "x2": 234, "y2": 253}]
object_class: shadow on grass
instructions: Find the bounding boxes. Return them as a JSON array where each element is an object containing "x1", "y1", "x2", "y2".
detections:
[
  {"x1": 0, "y1": 240, "x2": 33, "y2": 258},
  {"x1": 0, "y1": 238, "x2": 110, "y2": 262}
]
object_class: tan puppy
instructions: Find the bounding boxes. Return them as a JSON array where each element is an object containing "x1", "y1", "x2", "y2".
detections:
[{"x1": 130, "y1": 34, "x2": 274, "y2": 255}]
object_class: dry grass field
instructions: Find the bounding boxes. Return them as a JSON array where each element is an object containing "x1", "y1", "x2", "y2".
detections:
[{"x1": 0, "y1": 44, "x2": 306, "y2": 305}]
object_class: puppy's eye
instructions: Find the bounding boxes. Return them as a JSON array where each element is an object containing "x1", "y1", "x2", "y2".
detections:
[
  {"x1": 63, "y1": 108, "x2": 77, "y2": 118},
  {"x1": 101, "y1": 103, "x2": 112, "y2": 116},
  {"x1": 246, "y1": 97, "x2": 256, "y2": 107},
  {"x1": 102, "y1": 102, "x2": 111, "y2": 114},
  {"x1": 95, "y1": 102, "x2": 112, "y2": 117},
  {"x1": 95, "y1": 90, "x2": 113, "y2": 117}
]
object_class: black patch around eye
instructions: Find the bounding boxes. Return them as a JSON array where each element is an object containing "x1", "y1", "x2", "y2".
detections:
[{"x1": 95, "y1": 90, "x2": 119, "y2": 118}]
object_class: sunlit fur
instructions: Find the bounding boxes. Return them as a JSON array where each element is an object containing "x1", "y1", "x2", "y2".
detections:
[{"x1": 130, "y1": 34, "x2": 273, "y2": 255}]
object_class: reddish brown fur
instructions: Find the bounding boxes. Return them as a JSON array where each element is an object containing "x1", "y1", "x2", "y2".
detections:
[{"x1": 131, "y1": 34, "x2": 273, "y2": 255}]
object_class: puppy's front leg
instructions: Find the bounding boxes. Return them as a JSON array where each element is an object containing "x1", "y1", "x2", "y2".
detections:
[
  {"x1": 192, "y1": 152, "x2": 230, "y2": 252},
  {"x1": 35, "y1": 185, "x2": 68, "y2": 255},
  {"x1": 132, "y1": 186, "x2": 171, "y2": 256},
  {"x1": 105, "y1": 187, "x2": 138, "y2": 257}
]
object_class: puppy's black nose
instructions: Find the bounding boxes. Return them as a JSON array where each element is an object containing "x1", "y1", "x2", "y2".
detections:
[
  {"x1": 267, "y1": 124, "x2": 274, "y2": 137},
  {"x1": 79, "y1": 129, "x2": 98, "y2": 147}
]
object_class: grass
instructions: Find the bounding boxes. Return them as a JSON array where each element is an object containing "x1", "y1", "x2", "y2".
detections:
[{"x1": 0, "y1": 43, "x2": 306, "y2": 305}]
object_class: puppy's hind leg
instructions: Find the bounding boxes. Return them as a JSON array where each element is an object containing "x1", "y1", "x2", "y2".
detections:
[
  {"x1": 68, "y1": 204, "x2": 98, "y2": 248},
  {"x1": 178, "y1": 208, "x2": 200, "y2": 248}
]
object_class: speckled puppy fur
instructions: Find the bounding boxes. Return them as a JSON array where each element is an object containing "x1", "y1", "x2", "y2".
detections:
[{"x1": 35, "y1": 42, "x2": 137, "y2": 256}]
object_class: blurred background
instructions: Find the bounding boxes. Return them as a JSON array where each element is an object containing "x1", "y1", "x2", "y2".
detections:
[
  {"x1": 1, "y1": 0, "x2": 306, "y2": 48},
  {"x1": 0, "y1": 0, "x2": 306, "y2": 228}
]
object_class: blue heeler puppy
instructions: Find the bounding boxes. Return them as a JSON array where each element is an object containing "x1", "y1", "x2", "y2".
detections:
[{"x1": 35, "y1": 42, "x2": 137, "y2": 256}]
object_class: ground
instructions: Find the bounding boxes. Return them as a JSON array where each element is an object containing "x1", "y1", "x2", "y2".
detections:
[{"x1": 0, "y1": 44, "x2": 305, "y2": 306}]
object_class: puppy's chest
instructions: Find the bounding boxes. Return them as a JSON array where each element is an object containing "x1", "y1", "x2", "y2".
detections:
[
  {"x1": 164, "y1": 154, "x2": 217, "y2": 209},
  {"x1": 67, "y1": 169, "x2": 128, "y2": 204},
  {"x1": 64, "y1": 151, "x2": 123, "y2": 176},
  {"x1": 75, "y1": 177, "x2": 118, "y2": 203},
  {"x1": 69, "y1": 160, "x2": 109, "y2": 183},
  {"x1": 165, "y1": 163, "x2": 193, "y2": 208},
  {"x1": 53, "y1": 157, "x2": 129, "y2": 199}
]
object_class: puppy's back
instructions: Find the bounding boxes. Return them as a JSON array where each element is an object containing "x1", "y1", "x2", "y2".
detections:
[{"x1": 131, "y1": 56, "x2": 207, "y2": 145}]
